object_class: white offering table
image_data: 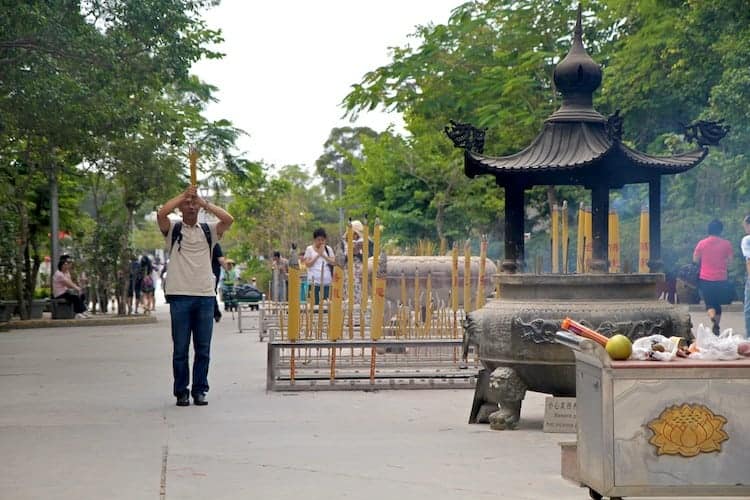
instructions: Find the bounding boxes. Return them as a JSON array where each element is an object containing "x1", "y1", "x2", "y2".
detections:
[{"x1": 556, "y1": 332, "x2": 750, "y2": 500}]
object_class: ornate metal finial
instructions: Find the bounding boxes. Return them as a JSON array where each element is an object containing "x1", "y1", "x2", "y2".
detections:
[
  {"x1": 606, "y1": 109, "x2": 624, "y2": 141},
  {"x1": 548, "y1": 3, "x2": 603, "y2": 124},
  {"x1": 444, "y1": 120, "x2": 487, "y2": 153},
  {"x1": 288, "y1": 243, "x2": 298, "y2": 267},
  {"x1": 684, "y1": 119, "x2": 729, "y2": 147},
  {"x1": 574, "y1": 3, "x2": 583, "y2": 39}
]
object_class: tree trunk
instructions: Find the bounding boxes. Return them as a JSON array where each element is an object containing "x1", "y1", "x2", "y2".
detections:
[
  {"x1": 49, "y1": 163, "x2": 60, "y2": 293},
  {"x1": 435, "y1": 203, "x2": 445, "y2": 243},
  {"x1": 90, "y1": 175, "x2": 103, "y2": 314},
  {"x1": 118, "y1": 207, "x2": 135, "y2": 315},
  {"x1": 14, "y1": 197, "x2": 30, "y2": 319}
]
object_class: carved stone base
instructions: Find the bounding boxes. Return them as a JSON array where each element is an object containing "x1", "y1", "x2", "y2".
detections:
[
  {"x1": 470, "y1": 367, "x2": 528, "y2": 430},
  {"x1": 476, "y1": 403, "x2": 498, "y2": 423},
  {"x1": 489, "y1": 401, "x2": 522, "y2": 430},
  {"x1": 490, "y1": 367, "x2": 526, "y2": 430}
]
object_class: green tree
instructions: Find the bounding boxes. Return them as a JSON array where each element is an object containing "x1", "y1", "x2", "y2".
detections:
[
  {"x1": 225, "y1": 162, "x2": 338, "y2": 263},
  {"x1": 0, "y1": 0, "x2": 234, "y2": 316},
  {"x1": 341, "y1": 0, "x2": 749, "y2": 270},
  {"x1": 600, "y1": 0, "x2": 750, "y2": 277},
  {"x1": 342, "y1": 1, "x2": 613, "y2": 250},
  {"x1": 315, "y1": 126, "x2": 378, "y2": 199}
]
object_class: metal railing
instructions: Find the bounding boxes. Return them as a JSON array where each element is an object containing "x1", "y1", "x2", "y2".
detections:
[{"x1": 267, "y1": 338, "x2": 478, "y2": 391}]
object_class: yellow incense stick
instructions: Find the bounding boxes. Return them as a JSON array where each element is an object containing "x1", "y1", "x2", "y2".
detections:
[
  {"x1": 189, "y1": 146, "x2": 198, "y2": 187},
  {"x1": 463, "y1": 240, "x2": 472, "y2": 314},
  {"x1": 561, "y1": 201, "x2": 569, "y2": 273},
  {"x1": 639, "y1": 206, "x2": 649, "y2": 273}
]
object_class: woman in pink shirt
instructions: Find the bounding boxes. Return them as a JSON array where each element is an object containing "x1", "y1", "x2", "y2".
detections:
[
  {"x1": 53, "y1": 255, "x2": 89, "y2": 319},
  {"x1": 693, "y1": 219, "x2": 733, "y2": 334}
]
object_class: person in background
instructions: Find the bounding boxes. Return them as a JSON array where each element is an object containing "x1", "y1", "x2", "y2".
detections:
[
  {"x1": 150, "y1": 263, "x2": 159, "y2": 309},
  {"x1": 693, "y1": 219, "x2": 733, "y2": 335},
  {"x1": 160, "y1": 262, "x2": 168, "y2": 292},
  {"x1": 128, "y1": 255, "x2": 143, "y2": 315},
  {"x1": 297, "y1": 250, "x2": 308, "y2": 302},
  {"x1": 298, "y1": 251, "x2": 307, "y2": 274},
  {"x1": 220, "y1": 259, "x2": 239, "y2": 312},
  {"x1": 78, "y1": 269, "x2": 90, "y2": 312},
  {"x1": 211, "y1": 243, "x2": 225, "y2": 322},
  {"x1": 303, "y1": 227, "x2": 335, "y2": 305},
  {"x1": 741, "y1": 215, "x2": 750, "y2": 338},
  {"x1": 157, "y1": 185, "x2": 233, "y2": 407},
  {"x1": 344, "y1": 220, "x2": 368, "y2": 306},
  {"x1": 53, "y1": 255, "x2": 89, "y2": 319},
  {"x1": 222, "y1": 259, "x2": 238, "y2": 286},
  {"x1": 140, "y1": 255, "x2": 155, "y2": 314},
  {"x1": 271, "y1": 251, "x2": 289, "y2": 302}
]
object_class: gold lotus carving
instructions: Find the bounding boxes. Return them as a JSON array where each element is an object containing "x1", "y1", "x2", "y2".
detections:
[{"x1": 647, "y1": 403, "x2": 728, "y2": 457}]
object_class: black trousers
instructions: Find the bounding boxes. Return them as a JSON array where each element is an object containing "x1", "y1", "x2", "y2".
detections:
[{"x1": 56, "y1": 291, "x2": 86, "y2": 314}]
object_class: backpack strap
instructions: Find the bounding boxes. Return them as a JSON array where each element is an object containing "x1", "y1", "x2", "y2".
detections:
[
  {"x1": 170, "y1": 221, "x2": 183, "y2": 255},
  {"x1": 324, "y1": 245, "x2": 334, "y2": 275},
  {"x1": 169, "y1": 221, "x2": 212, "y2": 257},
  {"x1": 199, "y1": 223, "x2": 213, "y2": 257}
]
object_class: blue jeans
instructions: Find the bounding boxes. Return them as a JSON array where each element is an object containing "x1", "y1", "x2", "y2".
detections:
[
  {"x1": 744, "y1": 277, "x2": 750, "y2": 338},
  {"x1": 169, "y1": 296, "x2": 215, "y2": 398},
  {"x1": 313, "y1": 285, "x2": 330, "y2": 305}
]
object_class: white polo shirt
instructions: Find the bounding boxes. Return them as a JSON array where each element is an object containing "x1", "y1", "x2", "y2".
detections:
[
  {"x1": 164, "y1": 220, "x2": 218, "y2": 296},
  {"x1": 304, "y1": 244, "x2": 333, "y2": 286},
  {"x1": 742, "y1": 235, "x2": 750, "y2": 261}
]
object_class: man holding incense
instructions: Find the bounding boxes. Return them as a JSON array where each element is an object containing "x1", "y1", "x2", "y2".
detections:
[{"x1": 157, "y1": 185, "x2": 233, "y2": 406}]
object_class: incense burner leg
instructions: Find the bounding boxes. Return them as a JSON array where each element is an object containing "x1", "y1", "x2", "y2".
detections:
[
  {"x1": 459, "y1": 325, "x2": 478, "y2": 369},
  {"x1": 469, "y1": 369, "x2": 498, "y2": 423}
]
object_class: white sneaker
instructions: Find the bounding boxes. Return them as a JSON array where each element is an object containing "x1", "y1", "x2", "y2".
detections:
[
  {"x1": 75, "y1": 313, "x2": 85, "y2": 319},
  {"x1": 82, "y1": 312, "x2": 91, "y2": 318}
]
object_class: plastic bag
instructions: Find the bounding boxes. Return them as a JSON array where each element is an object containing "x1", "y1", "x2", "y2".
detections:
[
  {"x1": 690, "y1": 324, "x2": 743, "y2": 360},
  {"x1": 631, "y1": 335, "x2": 678, "y2": 361}
]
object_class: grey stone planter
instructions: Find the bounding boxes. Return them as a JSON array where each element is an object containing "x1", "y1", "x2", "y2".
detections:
[
  {"x1": 29, "y1": 300, "x2": 48, "y2": 319},
  {"x1": 0, "y1": 300, "x2": 14, "y2": 322}
]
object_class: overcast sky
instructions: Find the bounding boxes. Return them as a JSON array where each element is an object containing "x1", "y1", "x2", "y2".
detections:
[{"x1": 191, "y1": 0, "x2": 459, "y2": 175}]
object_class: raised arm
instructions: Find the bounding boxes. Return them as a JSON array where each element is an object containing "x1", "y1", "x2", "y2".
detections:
[
  {"x1": 302, "y1": 249, "x2": 317, "y2": 267},
  {"x1": 195, "y1": 196, "x2": 234, "y2": 238},
  {"x1": 157, "y1": 190, "x2": 187, "y2": 235},
  {"x1": 207, "y1": 203, "x2": 234, "y2": 238}
]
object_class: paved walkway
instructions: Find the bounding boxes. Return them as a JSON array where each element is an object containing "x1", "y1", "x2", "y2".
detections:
[{"x1": 1, "y1": 302, "x2": 746, "y2": 500}]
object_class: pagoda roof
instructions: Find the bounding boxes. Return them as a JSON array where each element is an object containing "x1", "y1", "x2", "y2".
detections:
[
  {"x1": 454, "y1": 5, "x2": 709, "y2": 188},
  {"x1": 465, "y1": 120, "x2": 707, "y2": 186}
]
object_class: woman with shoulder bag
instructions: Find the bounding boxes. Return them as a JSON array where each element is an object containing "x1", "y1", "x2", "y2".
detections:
[
  {"x1": 693, "y1": 219, "x2": 734, "y2": 334},
  {"x1": 303, "y1": 227, "x2": 335, "y2": 305}
]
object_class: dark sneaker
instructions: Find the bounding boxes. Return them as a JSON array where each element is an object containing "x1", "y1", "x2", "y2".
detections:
[
  {"x1": 193, "y1": 393, "x2": 208, "y2": 406},
  {"x1": 176, "y1": 394, "x2": 190, "y2": 407}
]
